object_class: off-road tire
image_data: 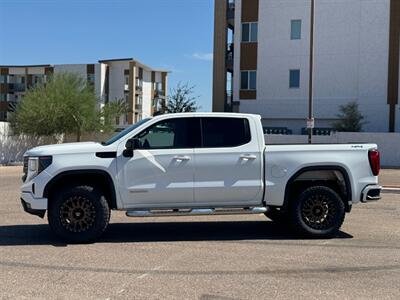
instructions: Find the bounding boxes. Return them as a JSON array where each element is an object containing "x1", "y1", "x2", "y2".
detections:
[
  {"x1": 289, "y1": 185, "x2": 345, "y2": 238},
  {"x1": 48, "y1": 185, "x2": 110, "y2": 243}
]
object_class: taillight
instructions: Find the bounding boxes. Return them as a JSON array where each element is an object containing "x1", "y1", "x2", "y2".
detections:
[{"x1": 368, "y1": 149, "x2": 380, "y2": 176}]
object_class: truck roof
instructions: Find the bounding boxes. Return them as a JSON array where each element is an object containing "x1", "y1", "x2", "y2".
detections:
[{"x1": 153, "y1": 112, "x2": 261, "y2": 119}]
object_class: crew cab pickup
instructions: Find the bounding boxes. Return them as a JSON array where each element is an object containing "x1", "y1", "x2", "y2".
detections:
[{"x1": 21, "y1": 113, "x2": 381, "y2": 242}]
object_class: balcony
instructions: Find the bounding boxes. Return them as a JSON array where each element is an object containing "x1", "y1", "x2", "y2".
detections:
[
  {"x1": 6, "y1": 94, "x2": 17, "y2": 102},
  {"x1": 152, "y1": 98, "x2": 166, "y2": 114},
  {"x1": 9, "y1": 83, "x2": 25, "y2": 92},
  {"x1": 227, "y1": 1, "x2": 235, "y2": 29},
  {"x1": 226, "y1": 43, "x2": 234, "y2": 72},
  {"x1": 7, "y1": 100, "x2": 18, "y2": 112},
  {"x1": 135, "y1": 79, "x2": 143, "y2": 94},
  {"x1": 155, "y1": 88, "x2": 165, "y2": 98}
]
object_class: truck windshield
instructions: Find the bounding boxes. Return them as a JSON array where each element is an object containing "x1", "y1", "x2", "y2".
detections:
[{"x1": 101, "y1": 118, "x2": 151, "y2": 146}]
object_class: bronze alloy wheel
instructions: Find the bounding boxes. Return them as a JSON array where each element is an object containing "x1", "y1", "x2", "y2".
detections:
[
  {"x1": 60, "y1": 196, "x2": 96, "y2": 233},
  {"x1": 301, "y1": 192, "x2": 336, "y2": 230}
]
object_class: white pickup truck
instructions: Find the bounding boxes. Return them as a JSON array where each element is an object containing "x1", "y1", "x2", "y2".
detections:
[{"x1": 21, "y1": 113, "x2": 381, "y2": 242}]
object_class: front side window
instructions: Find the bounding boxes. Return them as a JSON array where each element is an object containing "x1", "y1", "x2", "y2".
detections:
[
  {"x1": 242, "y1": 22, "x2": 258, "y2": 42},
  {"x1": 135, "y1": 118, "x2": 200, "y2": 149},
  {"x1": 241, "y1": 71, "x2": 257, "y2": 90},
  {"x1": 202, "y1": 117, "x2": 251, "y2": 148},
  {"x1": 289, "y1": 69, "x2": 300, "y2": 88}
]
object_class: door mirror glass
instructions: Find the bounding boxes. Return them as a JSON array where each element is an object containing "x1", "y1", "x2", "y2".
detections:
[{"x1": 125, "y1": 138, "x2": 141, "y2": 150}]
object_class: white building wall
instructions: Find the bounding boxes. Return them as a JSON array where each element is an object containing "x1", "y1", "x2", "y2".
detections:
[
  {"x1": 108, "y1": 61, "x2": 126, "y2": 103},
  {"x1": 235, "y1": 0, "x2": 391, "y2": 133},
  {"x1": 8, "y1": 68, "x2": 25, "y2": 75},
  {"x1": 54, "y1": 64, "x2": 87, "y2": 76},
  {"x1": 26, "y1": 67, "x2": 45, "y2": 75},
  {"x1": 94, "y1": 63, "x2": 103, "y2": 108},
  {"x1": 142, "y1": 70, "x2": 152, "y2": 118}
]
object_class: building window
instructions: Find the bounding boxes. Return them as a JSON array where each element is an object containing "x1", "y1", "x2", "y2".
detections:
[
  {"x1": 0, "y1": 75, "x2": 7, "y2": 83},
  {"x1": 291, "y1": 20, "x2": 302, "y2": 40},
  {"x1": 289, "y1": 69, "x2": 300, "y2": 88},
  {"x1": 87, "y1": 74, "x2": 95, "y2": 84},
  {"x1": 241, "y1": 71, "x2": 257, "y2": 90},
  {"x1": 125, "y1": 76, "x2": 129, "y2": 85},
  {"x1": 242, "y1": 22, "x2": 258, "y2": 42},
  {"x1": 0, "y1": 94, "x2": 6, "y2": 102},
  {"x1": 0, "y1": 111, "x2": 7, "y2": 121}
]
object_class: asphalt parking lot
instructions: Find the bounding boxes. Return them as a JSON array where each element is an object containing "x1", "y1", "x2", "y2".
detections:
[{"x1": 1, "y1": 166, "x2": 400, "y2": 299}]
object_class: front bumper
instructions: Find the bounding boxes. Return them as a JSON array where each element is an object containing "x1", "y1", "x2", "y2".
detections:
[
  {"x1": 20, "y1": 192, "x2": 47, "y2": 218},
  {"x1": 361, "y1": 185, "x2": 382, "y2": 203}
]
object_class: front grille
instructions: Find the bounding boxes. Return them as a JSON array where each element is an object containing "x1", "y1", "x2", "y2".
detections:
[{"x1": 22, "y1": 157, "x2": 28, "y2": 182}]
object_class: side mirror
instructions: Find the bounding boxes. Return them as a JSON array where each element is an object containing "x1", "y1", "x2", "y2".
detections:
[
  {"x1": 125, "y1": 138, "x2": 141, "y2": 150},
  {"x1": 123, "y1": 138, "x2": 140, "y2": 157}
]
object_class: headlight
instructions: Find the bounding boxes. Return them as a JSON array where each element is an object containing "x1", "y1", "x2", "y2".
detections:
[
  {"x1": 28, "y1": 157, "x2": 38, "y2": 172},
  {"x1": 26, "y1": 156, "x2": 52, "y2": 181}
]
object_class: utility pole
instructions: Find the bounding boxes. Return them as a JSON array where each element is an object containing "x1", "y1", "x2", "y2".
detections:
[{"x1": 307, "y1": 0, "x2": 315, "y2": 144}]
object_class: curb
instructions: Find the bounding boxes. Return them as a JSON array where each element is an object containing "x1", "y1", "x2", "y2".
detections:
[{"x1": 382, "y1": 187, "x2": 400, "y2": 194}]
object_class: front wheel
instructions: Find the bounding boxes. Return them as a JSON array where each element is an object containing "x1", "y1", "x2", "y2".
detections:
[
  {"x1": 48, "y1": 185, "x2": 110, "y2": 243},
  {"x1": 289, "y1": 186, "x2": 345, "y2": 238}
]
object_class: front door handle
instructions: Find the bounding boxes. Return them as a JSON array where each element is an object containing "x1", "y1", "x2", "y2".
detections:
[
  {"x1": 240, "y1": 154, "x2": 257, "y2": 160},
  {"x1": 173, "y1": 155, "x2": 191, "y2": 162}
]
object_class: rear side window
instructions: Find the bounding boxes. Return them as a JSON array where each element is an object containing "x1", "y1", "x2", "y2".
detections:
[{"x1": 201, "y1": 117, "x2": 251, "y2": 148}]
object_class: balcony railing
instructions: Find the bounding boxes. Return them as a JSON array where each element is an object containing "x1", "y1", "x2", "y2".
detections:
[
  {"x1": 153, "y1": 98, "x2": 166, "y2": 112},
  {"x1": 9, "y1": 83, "x2": 25, "y2": 92},
  {"x1": 226, "y1": 43, "x2": 234, "y2": 71},
  {"x1": 155, "y1": 89, "x2": 165, "y2": 97},
  {"x1": 7, "y1": 100, "x2": 18, "y2": 112},
  {"x1": 136, "y1": 83, "x2": 143, "y2": 93},
  {"x1": 227, "y1": 1, "x2": 235, "y2": 20}
]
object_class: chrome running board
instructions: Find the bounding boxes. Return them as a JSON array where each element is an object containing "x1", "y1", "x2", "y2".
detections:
[{"x1": 126, "y1": 207, "x2": 268, "y2": 218}]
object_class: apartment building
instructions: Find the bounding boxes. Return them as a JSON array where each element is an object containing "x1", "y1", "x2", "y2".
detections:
[
  {"x1": 213, "y1": 0, "x2": 400, "y2": 133},
  {"x1": 0, "y1": 58, "x2": 168, "y2": 128}
]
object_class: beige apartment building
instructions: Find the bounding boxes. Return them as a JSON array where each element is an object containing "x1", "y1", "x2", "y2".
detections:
[
  {"x1": 213, "y1": 0, "x2": 400, "y2": 133},
  {"x1": 0, "y1": 58, "x2": 169, "y2": 128}
]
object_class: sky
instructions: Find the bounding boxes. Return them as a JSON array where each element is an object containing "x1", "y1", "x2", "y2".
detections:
[{"x1": 0, "y1": 0, "x2": 214, "y2": 111}]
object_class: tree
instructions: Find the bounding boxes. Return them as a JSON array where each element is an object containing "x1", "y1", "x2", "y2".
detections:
[
  {"x1": 332, "y1": 101, "x2": 365, "y2": 132},
  {"x1": 100, "y1": 98, "x2": 128, "y2": 133},
  {"x1": 10, "y1": 72, "x2": 125, "y2": 141},
  {"x1": 166, "y1": 82, "x2": 200, "y2": 113}
]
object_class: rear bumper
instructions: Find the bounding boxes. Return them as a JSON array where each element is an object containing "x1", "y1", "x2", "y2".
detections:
[
  {"x1": 361, "y1": 185, "x2": 382, "y2": 203},
  {"x1": 20, "y1": 192, "x2": 47, "y2": 218}
]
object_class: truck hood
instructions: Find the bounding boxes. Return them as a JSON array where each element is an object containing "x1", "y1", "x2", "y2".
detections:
[{"x1": 25, "y1": 142, "x2": 112, "y2": 156}]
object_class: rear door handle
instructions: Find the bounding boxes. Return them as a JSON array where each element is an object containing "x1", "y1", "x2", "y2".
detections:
[
  {"x1": 173, "y1": 155, "x2": 191, "y2": 162},
  {"x1": 240, "y1": 154, "x2": 257, "y2": 160}
]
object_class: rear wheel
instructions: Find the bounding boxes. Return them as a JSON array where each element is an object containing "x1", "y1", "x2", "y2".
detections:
[
  {"x1": 289, "y1": 186, "x2": 345, "y2": 238},
  {"x1": 48, "y1": 185, "x2": 110, "y2": 243}
]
